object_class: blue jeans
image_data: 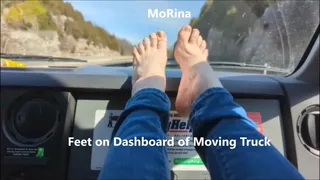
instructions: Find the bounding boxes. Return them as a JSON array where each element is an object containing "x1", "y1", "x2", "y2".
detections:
[{"x1": 98, "y1": 88, "x2": 304, "y2": 179}]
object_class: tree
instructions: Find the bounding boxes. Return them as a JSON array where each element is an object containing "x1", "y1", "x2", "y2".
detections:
[
  {"x1": 64, "y1": 20, "x2": 83, "y2": 39},
  {"x1": 189, "y1": 18, "x2": 199, "y2": 27}
]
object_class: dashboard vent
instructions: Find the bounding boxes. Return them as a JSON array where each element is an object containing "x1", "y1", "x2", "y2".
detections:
[
  {"x1": 297, "y1": 105, "x2": 319, "y2": 156},
  {"x1": 4, "y1": 95, "x2": 60, "y2": 146}
]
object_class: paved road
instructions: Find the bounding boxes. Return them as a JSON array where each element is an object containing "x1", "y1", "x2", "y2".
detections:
[{"x1": 25, "y1": 56, "x2": 133, "y2": 68}]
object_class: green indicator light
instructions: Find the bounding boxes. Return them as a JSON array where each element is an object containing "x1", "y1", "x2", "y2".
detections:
[
  {"x1": 174, "y1": 158, "x2": 203, "y2": 165},
  {"x1": 36, "y1": 147, "x2": 45, "y2": 158}
]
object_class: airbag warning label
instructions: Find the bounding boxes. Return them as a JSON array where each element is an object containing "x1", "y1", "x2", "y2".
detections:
[{"x1": 5, "y1": 147, "x2": 45, "y2": 158}]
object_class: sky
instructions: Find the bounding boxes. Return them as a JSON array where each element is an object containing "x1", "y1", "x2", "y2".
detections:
[{"x1": 68, "y1": 1, "x2": 206, "y2": 47}]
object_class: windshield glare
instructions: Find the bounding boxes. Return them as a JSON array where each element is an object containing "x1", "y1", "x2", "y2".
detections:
[{"x1": 0, "y1": 0, "x2": 319, "y2": 75}]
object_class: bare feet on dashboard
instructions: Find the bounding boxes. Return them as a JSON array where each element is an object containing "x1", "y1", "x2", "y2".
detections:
[
  {"x1": 174, "y1": 25, "x2": 222, "y2": 116},
  {"x1": 132, "y1": 31, "x2": 168, "y2": 96}
]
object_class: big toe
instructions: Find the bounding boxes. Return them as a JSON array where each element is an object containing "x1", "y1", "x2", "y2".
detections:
[
  {"x1": 178, "y1": 24, "x2": 192, "y2": 44},
  {"x1": 157, "y1": 31, "x2": 167, "y2": 49}
]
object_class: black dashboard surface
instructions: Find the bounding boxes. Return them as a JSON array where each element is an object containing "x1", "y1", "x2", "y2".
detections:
[
  {"x1": 1, "y1": 66, "x2": 319, "y2": 180},
  {"x1": 1, "y1": 67, "x2": 283, "y2": 95}
]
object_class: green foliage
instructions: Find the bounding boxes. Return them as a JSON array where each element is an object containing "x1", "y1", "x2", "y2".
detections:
[
  {"x1": 64, "y1": 20, "x2": 83, "y2": 39},
  {"x1": 25, "y1": 22, "x2": 32, "y2": 28},
  {"x1": 72, "y1": 10, "x2": 84, "y2": 21},
  {"x1": 3, "y1": 1, "x2": 57, "y2": 30},
  {"x1": 5, "y1": 0, "x2": 46, "y2": 24},
  {"x1": 37, "y1": 13, "x2": 58, "y2": 30},
  {"x1": 43, "y1": 0, "x2": 121, "y2": 50},
  {"x1": 189, "y1": 17, "x2": 199, "y2": 27},
  {"x1": 199, "y1": 0, "x2": 214, "y2": 17},
  {"x1": 42, "y1": 1, "x2": 84, "y2": 22},
  {"x1": 120, "y1": 46, "x2": 125, "y2": 55}
]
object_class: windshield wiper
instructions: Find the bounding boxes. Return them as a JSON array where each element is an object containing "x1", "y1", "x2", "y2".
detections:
[{"x1": 0, "y1": 53, "x2": 87, "y2": 63}]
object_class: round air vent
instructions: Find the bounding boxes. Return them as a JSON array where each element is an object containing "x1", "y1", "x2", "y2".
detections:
[
  {"x1": 4, "y1": 95, "x2": 60, "y2": 146},
  {"x1": 14, "y1": 99, "x2": 58, "y2": 139},
  {"x1": 297, "y1": 105, "x2": 319, "y2": 156}
]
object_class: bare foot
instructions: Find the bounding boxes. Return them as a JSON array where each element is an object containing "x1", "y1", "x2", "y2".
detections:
[
  {"x1": 132, "y1": 31, "x2": 168, "y2": 96},
  {"x1": 174, "y1": 25, "x2": 222, "y2": 116}
]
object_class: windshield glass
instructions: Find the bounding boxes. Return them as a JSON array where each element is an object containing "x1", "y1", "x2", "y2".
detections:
[{"x1": 1, "y1": 0, "x2": 319, "y2": 75}]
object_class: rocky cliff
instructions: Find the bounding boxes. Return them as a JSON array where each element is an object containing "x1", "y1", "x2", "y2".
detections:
[
  {"x1": 191, "y1": 0, "x2": 319, "y2": 70},
  {"x1": 0, "y1": 0, "x2": 132, "y2": 57}
]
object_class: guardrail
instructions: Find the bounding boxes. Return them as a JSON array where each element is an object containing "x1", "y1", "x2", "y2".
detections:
[
  {"x1": 208, "y1": 62, "x2": 290, "y2": 75},
  {"x1": 169, "y1": 60, "x2": 289, "y2": 75},
  {"x1": 212, "y1": 65, "x2": 289, "y2": 75},
  {"x1": 103, "y1": 60, "x2": 289, "y2": 75}
]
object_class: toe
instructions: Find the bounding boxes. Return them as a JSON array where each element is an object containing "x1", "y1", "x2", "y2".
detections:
[
  {"x1": 203, "y1": 49, "x2": 208, "y2": 58},
  {"x1": 183, "y1": 24, "x2": 192, "y2": 32},
  {"x1": 157, "y1": 31, "x2": 167, "y2": 49},
  {"x1": 132, "y1": 47, "x2": 140, "y2": 59},
  {"x1": 138, "y1": 42, "x2": 145, "y2": 54},
  {"x1": 149, "y1": 33, "x2": 157, "y2": 48},
  {"x1": 133, "y1": 56, "x2": 138, "y2": 67},
  {"x1": 200, "y1": 40, "x2": 207, "y2": 51},
  {"x1": 178, "y1": 24, "x2": 192, "y2": 43},
  {"x1": 197, "y1": 35, "x2": 203, "y2": 47},
  {"x1": 189, "y1": 29, "x2": 200, "y2": 44},
  {"x1": 143, "y1": 37, "x2": 150, "y2": 50}
]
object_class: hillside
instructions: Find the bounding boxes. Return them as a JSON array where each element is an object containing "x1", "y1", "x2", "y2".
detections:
[{"x1": 0, "y1": 0, "x2": 132, "y2": 57}]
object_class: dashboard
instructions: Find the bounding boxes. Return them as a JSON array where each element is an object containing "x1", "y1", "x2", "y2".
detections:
[{"x1": 1, "y1": 66, "x2": 319, "y2": 180}]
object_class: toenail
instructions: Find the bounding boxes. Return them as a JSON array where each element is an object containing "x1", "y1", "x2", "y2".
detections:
[
  {"x1": 158, "y1": 31, "x2": 165, "y2": 37},
  {"x1": 184, "y1": 25, "x2": 191, "y2": 31}
]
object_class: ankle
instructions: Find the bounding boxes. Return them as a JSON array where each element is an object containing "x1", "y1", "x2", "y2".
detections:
[
  {"x1": 132, "y1": 76, "x2": 166, "y2": 96},
  {"x1": 190, "y1": 62, "x2": 223, "y2": 98}
]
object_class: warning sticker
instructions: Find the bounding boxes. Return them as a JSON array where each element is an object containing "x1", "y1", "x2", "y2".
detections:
[
  {"x1": 5, "y1": 147, "x2": 45, "y2": 158},
  {"x1": 167, "y1": 111, "x2": 206, "y2": 171},
  {"x1": 91, "y1": 110, "x2": 122, "y2": 170},
  {"x1": 247, "y1": 112, "x2": 263, "y2": 133},
  {"x1": 91, "y1": 110, "x2": 207, "y2": 171},
  {"x1": 91, "y1": 110, "x2": 264, "y2": 171}
]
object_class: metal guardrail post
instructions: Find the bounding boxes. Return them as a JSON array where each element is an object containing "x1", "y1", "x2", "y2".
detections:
[{"x1": 263, "y1": 63, "x2": 268, "y2": 75}]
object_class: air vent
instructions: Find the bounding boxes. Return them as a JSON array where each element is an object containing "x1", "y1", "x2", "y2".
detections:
[
  {"x1": 4, "y1": 95, "x2": 60, "y2": 146},
  {"x1": 297, "y1": 105, "x2": 319, "y2": 156}
]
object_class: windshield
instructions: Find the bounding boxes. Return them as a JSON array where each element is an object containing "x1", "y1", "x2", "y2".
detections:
[{"x1": 1, "y1": 0, "x2": 319, "y2": 75}]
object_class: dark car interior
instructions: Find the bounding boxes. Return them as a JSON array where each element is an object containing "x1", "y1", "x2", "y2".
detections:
[{"x1": 1, "y1": 23, "x2": 319, "y2": 180}]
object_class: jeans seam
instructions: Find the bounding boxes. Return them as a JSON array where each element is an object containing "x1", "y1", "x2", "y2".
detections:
[{"x1": 215, "y1": 146, "x2": 234, "y2": 179}]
